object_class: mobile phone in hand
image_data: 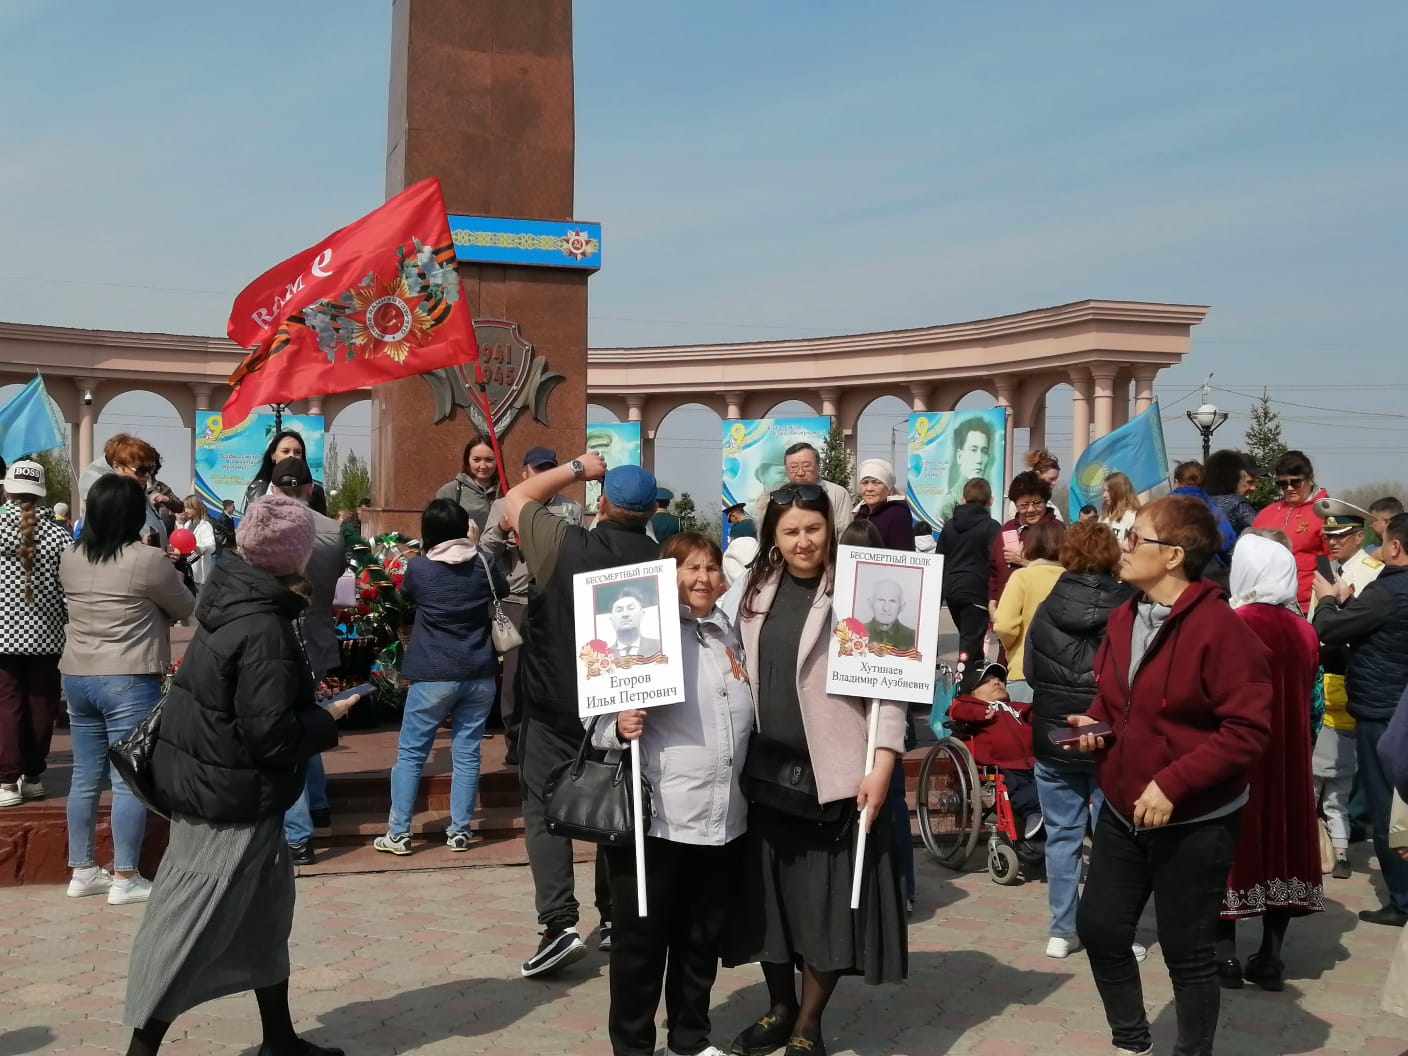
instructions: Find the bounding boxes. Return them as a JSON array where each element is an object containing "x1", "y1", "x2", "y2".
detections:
[
  {"x1": 1315, "y1": 556, "x2": 1336, "y2": 583},
  {"x1": 325, "y1": 682, "x2": 375, "y2": 707},
  {"x1": 1049, "y1": 721, "x2": 1116, "y2": 748}
]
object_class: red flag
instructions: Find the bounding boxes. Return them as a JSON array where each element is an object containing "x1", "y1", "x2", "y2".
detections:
[{"x1": 223, "y1": 178, "x2": 476, "y2": 426}]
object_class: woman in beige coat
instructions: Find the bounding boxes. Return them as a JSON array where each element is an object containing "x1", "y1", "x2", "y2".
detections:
[{"x1": 725, "y1": 484, "x2": 908, "y2": 1056}]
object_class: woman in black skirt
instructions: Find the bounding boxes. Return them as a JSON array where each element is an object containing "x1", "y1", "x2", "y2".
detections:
[{"x1": 726, "y1": 485, "x2": 909, "y2": 1056}]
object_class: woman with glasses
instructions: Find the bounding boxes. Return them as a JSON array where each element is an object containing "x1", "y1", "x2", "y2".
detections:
[
  {"x1": 725, "y1": 483, "x2": 907, "y2": 1056},
  {"x1": 78, "y1": 434, "x2": 170, "y2": 550},
  {"x1": 60, "y1": 474, "x2": 194, "y2": 904},
  {"x1": 242, "y1": 430, "x2": 329, "y2": 517},
  {"x1": 1252, "y1": 450, "x2": 1328, "y2": 611},
  {"x1": 1065, "y1": 496, "x2": 1273, "y2": 1056},
  {"x1": 988, "y1": 471, "x2": 1058, "y2": 611}
]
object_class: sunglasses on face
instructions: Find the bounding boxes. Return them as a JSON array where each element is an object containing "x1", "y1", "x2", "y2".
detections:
[
  {"x1": 770, "y1": 484, "x2": 824, "y2": 504},
  {"x1": 1276, "y1": 477, "x2": 1305, "y2": 490},
  {"x1": 128, "y1": 464, "x2": 157, "y2": 477}
]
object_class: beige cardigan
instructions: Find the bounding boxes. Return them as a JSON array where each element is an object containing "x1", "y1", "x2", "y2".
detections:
[
  {"x1": 738, "y1": 570, "x2": 907, "y2": 805},
  {"x1": 59, "y1": 543, "x2": 195, "y2": 676}
]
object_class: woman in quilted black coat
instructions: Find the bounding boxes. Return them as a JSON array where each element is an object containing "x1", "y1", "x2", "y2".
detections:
[{"x1": 1026, "y1": 521, "x2": 1130, "y2": 958}]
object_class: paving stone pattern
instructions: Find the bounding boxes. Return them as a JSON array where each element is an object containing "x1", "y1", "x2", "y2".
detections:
[{"x1": 1, "y1": 850, "x2": 1405, "y2": 1056}]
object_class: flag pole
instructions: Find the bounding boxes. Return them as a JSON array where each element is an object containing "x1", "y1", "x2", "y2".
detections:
[
  {"x1": 631, "y1": 738, "x2": 648, "y2": 917},
  {"x1": 850, "y1": 698, "x2": 881, "y2": 910},
  {"x1": 467, "y1": 352, "x2": 509, "y2": 494}
]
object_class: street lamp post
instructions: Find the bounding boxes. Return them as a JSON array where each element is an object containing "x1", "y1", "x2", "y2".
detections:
[
  {"x1": 1185, "y1": 377, "x2": 1228, "y2": 462},
  {"x1": 889, "y1": 419, "x2": 908, "y2": 473}
]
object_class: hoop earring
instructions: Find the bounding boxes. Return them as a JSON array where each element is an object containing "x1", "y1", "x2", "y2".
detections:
[{"x1": 768, "y1": 545, "x2": 782, "y2": 565}]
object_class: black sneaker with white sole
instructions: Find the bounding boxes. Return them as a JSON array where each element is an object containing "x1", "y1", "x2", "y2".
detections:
[{"x1": 521, "y1": 926, "x2": 588, "y2": 977}]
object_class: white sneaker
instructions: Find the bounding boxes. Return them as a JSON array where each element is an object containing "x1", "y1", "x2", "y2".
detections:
[
  {"x1": 1132, "y1": 941, "x2": 1148, "y2": 962},
  {"x1": 1047, "y1": 936, "x2": 1082, "y2": 958},
  {"x1": 18, "y1": 775, "x2": 44, "y2": 800},
  {"x1": 669, "y1": 1047, "x2": 726, "y2": 1056},
  {"x1": 67, "y1": 867, "x2": 114, "y2": 898},
  {"x1": 107, "y1": 876, "x2": 152, "y2": 905},
  {"x1": 0, "y1": 784, "x2": 21, "y2": 808}
]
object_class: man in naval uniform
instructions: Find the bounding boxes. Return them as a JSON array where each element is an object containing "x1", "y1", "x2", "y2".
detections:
[{"x1": 1311, "y1": 497, "x2": 1384, "y2": 879}]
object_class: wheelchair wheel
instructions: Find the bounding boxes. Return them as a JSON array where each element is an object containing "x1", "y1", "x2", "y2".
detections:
[
  {"x1": 917, "y1": 737, "x2": 982, "y2": 869},
  {"x1": 989, "y1": 842, "x2": 1021, "y2": 885}
]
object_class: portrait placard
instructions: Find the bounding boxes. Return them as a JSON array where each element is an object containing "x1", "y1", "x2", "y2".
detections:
[
  {"x1": 573, "y1": 559, "x2": 685, "y2": 717},
  {"x1": 827, "y1": 546, "x2": 944, "y2": 704}
]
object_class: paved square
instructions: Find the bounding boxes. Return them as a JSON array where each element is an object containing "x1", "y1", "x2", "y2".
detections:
[{"x1": 2, "y1": 850, "x2": 1404, "y2": 1055}]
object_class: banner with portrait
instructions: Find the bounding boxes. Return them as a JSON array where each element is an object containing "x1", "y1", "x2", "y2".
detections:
[
  {"x1": 585, "y1": 421, "x2": 642, "y2": 510},
  {"x1": 827, "y1": 545, "x2": 945, "y2": 704},
  {"x1": 905, "y1": 408, "x2": 1008, "y2": 528},
  {"x1": 721, "y1": 415, "x2": 831, "y2": 521},
  {"x1": 573, "y1": 559, "x2": 685, "y2": 718},
  {"x1": 193, "y1": 412, "x2": 325, "y2": 518}
]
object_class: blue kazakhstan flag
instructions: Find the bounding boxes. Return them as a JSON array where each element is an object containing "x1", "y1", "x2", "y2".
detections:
[
  {"x1": 0, "y1": 374, "x2": 66, "y2": 463},
  {"x1": 1069, "y1": 401, "x2": 1169, "y2": 520}
]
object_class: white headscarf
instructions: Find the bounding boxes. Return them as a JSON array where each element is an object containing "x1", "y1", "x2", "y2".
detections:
[{"x1": 1229, "y1": 533, "x2": 1299, "y2": 611}]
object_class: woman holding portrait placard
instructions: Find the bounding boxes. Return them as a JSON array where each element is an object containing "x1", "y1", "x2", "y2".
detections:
[
  {"x1": 592, "y1": 532, "x2": 753, "y2": 1056},
  {"x1": 725, "y1": 485, "x2": 907, "y2": 1056}
]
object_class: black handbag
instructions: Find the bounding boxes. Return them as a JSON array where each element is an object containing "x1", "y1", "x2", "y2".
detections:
[
  {"x1": 739, "y1": 730, "x2": 854, "y2": 841},
  {"x1": 108, "y1": 694, "x2": 170, "y2": 819},
  {"x1": 542, "y1": 718, "x2": 653, "y2": 845}
]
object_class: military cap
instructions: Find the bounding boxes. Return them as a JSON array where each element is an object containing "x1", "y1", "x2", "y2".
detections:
[
  {"x1": 656, "y1": 487, "x2": 674, "y2": 503},
  {"x1": 1314, "y1": 496, "x2": 1369, "y2": 535}
]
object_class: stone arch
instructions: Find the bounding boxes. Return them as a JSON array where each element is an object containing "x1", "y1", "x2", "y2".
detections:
[
  {"x1": 931, "y1": 382, "x2": 998, "y2": 413},
  {"x1": 94, "y1": 388, "x2": 191, "y2": 497},
  {"x1": 586, "y1": 402, "x2": 622, "y2": 425},
  {"x1": 652, "y1": 401, "x2": 723, "y2": 516},
  {"x1": 851, "y1": 393, "x2": 913, "y2": 489},
  {"x1": 756, "y1": 396, "x2": 822, "y2": 421}
]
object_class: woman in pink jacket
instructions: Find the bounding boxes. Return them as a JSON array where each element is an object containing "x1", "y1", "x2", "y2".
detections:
[{"x1": 725, "y1": 484, "x2": 908, "y2": 1056}]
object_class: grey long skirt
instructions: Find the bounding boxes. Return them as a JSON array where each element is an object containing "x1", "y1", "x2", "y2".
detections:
[{"x1": 124, "y1": 814, "x2": 294, "y2": 1027}]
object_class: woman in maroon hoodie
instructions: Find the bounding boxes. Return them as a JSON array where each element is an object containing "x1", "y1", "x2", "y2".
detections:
[{"x1": 1066, "y1": 496, "x2": 1273, "y2": 1056}]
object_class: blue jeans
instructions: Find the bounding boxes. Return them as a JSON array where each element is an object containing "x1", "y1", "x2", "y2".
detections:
[
  {"x1": 283, "y1": 753, "x2": 329, "y2": 844},
  {"x1": 1356, "y1": 718, "x2": 1408, "y2": 913},
  {"x1": 1035, "y1": 758, "x2": 1103, "y2": 939},
  {"x1": 389, "y1": 679, "x2": 495, "y2": 835},
  {"x1": 63, "y1": 674, "x2": 162, "y2": 872}
]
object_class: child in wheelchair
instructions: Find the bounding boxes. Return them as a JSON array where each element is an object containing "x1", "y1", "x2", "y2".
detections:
[{"x1": 946, "y1": 661, "x2": 1047, "y2": 872}]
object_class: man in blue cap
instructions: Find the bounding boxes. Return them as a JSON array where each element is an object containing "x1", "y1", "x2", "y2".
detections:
[
  {"x1": 500, "y1": 452, "x2": 660, "y2": 976},
  {"x1": 650, "y1": 486, "x2": 681, "y2": 543}
]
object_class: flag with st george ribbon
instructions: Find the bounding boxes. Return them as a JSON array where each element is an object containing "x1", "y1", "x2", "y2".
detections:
[
  {"x1": 1068, "y1": 401, "x2": 1170, "y2": 520},
  {"x1": 222, "y1": 177, "x2": 478, "y2": 427},
  {"x1": 0, "y1": 374, "x2": 66, "y2": 463}
]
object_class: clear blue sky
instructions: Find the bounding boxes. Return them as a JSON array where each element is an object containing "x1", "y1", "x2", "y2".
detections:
[{"x1": 2, "y1": 1, "x2": 1405, "y2": 504}]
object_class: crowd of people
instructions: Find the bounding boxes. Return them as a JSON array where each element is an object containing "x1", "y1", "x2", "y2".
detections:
[{"x1": 3, "y1": 428, "x2": 1408, "y2": 1056}]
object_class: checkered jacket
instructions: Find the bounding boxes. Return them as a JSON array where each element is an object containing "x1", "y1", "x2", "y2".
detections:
[{"x1": 0, "y1": 502, "x2": 71, "y2": 656}]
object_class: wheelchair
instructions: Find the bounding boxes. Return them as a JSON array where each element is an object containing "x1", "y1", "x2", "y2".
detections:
[{"x1": 914, "y1": 662, "x2": 1035, "y2": 884}]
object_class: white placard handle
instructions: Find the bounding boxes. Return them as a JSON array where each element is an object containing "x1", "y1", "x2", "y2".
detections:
[
  {"x1": 631, "y1": 738, "x2": 648, "y2": 917},
  {"x1": 850, "y1": 698, "x2": 881, "y2": 910}
]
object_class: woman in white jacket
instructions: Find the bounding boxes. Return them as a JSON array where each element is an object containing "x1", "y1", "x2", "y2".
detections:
[
  {"x1": 594, "y1": 532, "x2": 754, "y2": 1056},
  {"x1": 175, "y1": 497, "x2": 217, "y2": 587}
]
